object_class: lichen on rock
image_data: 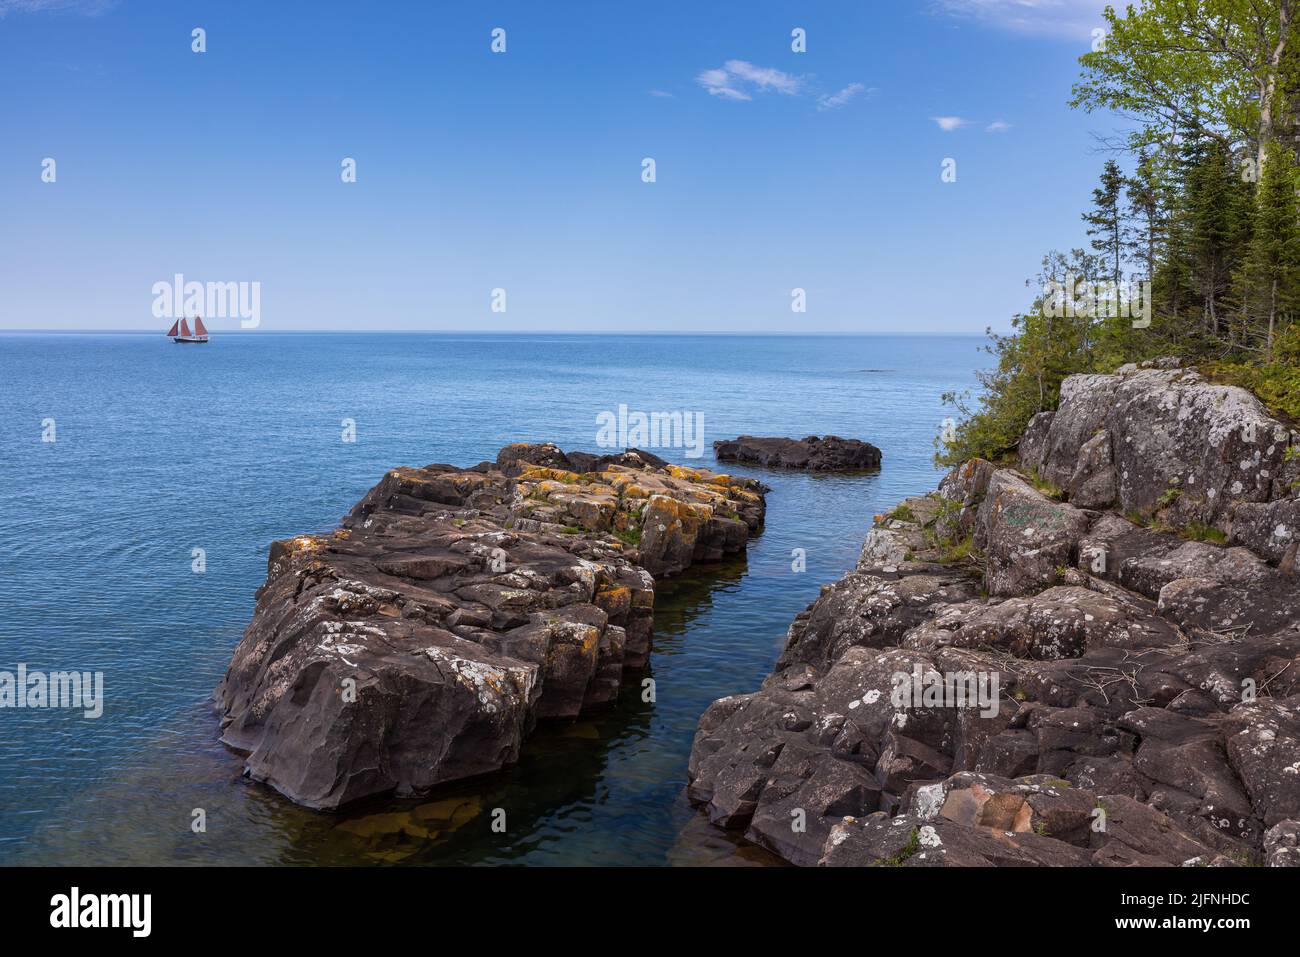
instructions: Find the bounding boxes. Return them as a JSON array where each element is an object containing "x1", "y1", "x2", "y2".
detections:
[
  {"x1": 689, "y1": 363, "x2": 1300, "y2": 867},
  {"x1": 216, "y1": 443, "x2": 767, "y2": 810}
]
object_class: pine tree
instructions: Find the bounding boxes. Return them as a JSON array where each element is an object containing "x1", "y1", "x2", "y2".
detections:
[
  {"x1": 1238, "y1": 142, "x2": 1300, "y2": 357},
  {"x1": 1125, "y1": 148, "x2": 1167, "y2": 282},
  {"x1": 940, "y1": 1, "x2": 1300, "y2": 465},
  {"x1": 1150, "y1": 135, "x2": 1208, "y2": 342},
  {"x1": 1083, "y1": 159, "x2": 1127, "y2": 289},
  {"x1": 1182, "y1": 138, "x2": 1253, "y2": 339}
]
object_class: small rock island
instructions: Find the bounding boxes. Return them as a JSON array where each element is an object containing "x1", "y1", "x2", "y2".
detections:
[
  {"x1": 216, "y1": 443, "x2": 767, "y2": 810},
  {"x1": 713, "y1": 435, "x2": 883, "y2": 471}
]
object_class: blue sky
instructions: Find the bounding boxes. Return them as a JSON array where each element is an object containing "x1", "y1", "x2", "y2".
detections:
[{"x1": 0, "y1": 0, "x2": 1120, "y2": 333}]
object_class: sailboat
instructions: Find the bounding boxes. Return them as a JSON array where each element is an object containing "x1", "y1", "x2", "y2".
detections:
[{"x1": 166, "y1": 316, "x2": 209, "y2": 344}]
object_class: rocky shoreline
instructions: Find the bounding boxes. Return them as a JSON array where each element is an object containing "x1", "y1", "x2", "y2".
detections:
[
  {"x1": 216, "y1": 443, "x2": 767, "y2": 810},
  {"x1": 689, "y1": 362, "x2": 1300, "y2": 866}
]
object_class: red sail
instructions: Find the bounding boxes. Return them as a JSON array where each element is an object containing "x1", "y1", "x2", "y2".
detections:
[
  {"x1": 166, "y1": 319, "x2": 179, "y2": 337},
  {"x1": 179, "y1": 318, "x2": 192, "y2": 337},
  {"x1": 193, "y1": 316, "x2": 208, "y2": 336}
]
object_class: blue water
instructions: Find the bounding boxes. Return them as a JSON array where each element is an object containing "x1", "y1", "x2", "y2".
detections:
[{"x1": 0, "y1": 333, "x2": 981, "y2": 865}]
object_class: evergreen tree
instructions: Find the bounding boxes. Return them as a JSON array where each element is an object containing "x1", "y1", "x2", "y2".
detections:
[
  {"x1": 939, "y1": 1, "x2": 1300, "y2": 465},
  {"x1": 1238, "y1": 142, "x2": 1300, "y2": 357},
  {"x1": 1082, "y1": 159, "x2": 1127, "y2": 289},
  {"x1": 1125, "y1": 148, "x2": 1167, "y2": 282},
  {"x1": 1182, "y1": 138, "x2": 1251, "y2": 338}
]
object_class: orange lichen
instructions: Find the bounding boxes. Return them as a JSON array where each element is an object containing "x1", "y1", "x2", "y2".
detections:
[
  {"x1": 519, "y1": 466, "x2": 581, "y2": 484},
  {"x1": 594, "y1": 586, "x2": 632, "y2": 615},
  {"x1": 285, "y1": 535, "x2": 326, "y2": 557},
  {"x1": 665, "y1": 465, "x2": 704, "y2": 482}
]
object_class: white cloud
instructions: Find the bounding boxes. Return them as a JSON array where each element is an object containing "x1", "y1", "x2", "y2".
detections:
[
  {"x1": 932, "y1": 116, "x2": 970, "y2": 132},
  {"x1": 697, "y1": 67, "x2": 750, "y2": 100},
  {"x1": 724, "y1": 60, "x2": 803, "y2": 95},
  {"x1": 697, "y1": 60, "x2": 874, "y2": 116},
  {"x1": 817, "y1": 83, "x2": 872, "y2": 112},
  {"x1": 648, "y1": 89, "x2": 674, "y2": 98},
  {"x1": 696, "y1": 61, "x2": 803, "y2": 101},
  {"x1": 986, "y1": 119, "x2": 1012, "y2": 132},
  {"x1": 934, "y1": 0, "x2": 1109, "y2": 38}
]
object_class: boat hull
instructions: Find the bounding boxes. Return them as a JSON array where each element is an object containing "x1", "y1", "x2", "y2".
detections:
[{"x1": 173, "y1": 336, "x2": 209, "y2": 344}]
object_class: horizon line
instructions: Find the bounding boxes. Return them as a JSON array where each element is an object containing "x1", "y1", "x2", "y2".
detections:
[{"x1": 0, "y1": 328, "x2": 991, "y2": 337}]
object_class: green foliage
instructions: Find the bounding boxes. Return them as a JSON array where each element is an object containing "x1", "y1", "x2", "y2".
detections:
[
  {"x1": 1125, "y1": 147, "x2": 1170, "y2": 280},
  {"x1": 1204, "y1": 322, "x2": 1300, "y2": 421},
  {"x1": 1024, "y1": 467, "x2": 1063, "y2": 500},
  {"x1": 1071, "y1": 1, "x2": 1289, "y2": 154},
  {"x1": 937, "y1": 247, "x2": 1150, "y2": 466},
  {"x1": 1084, "y1": 159, "x2": 1127, "y2": 285},
  {"x1": 1179, "y1": 522, "x2": 1229, "y2": 544},
  {"x1": 886, "y1": 503, "x2": 916, "y2": 523},
  {"x1": 939, "y1": 2, "x2": 1300, "y2": 465},
  {"x1": 1176, "y1": 137, "x2": 1253, "y2": 336},
  {"x1": 1207, "y1": 365, "x2": 1300, "y2": 423},
  {"x1": 940, "y1": 535, "x2": 975, "y2": 565},
  {"x1": 1235, "y1": 144, "x2": 1300, "y2": 356},
  {"x1": 873, "y1": 827, "x2": 921, "y2": 867}
]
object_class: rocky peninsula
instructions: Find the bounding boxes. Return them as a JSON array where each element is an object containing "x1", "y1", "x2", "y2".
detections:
[
  {"x1": 713, "y1": 435, "x2": 882, "y2": 471},
  {"x1": 689, "y1": 362, "x2": 1300, "y2": 866},
  {"x1": 216, "y1": 443, "x2": 767, "y2": 810}
]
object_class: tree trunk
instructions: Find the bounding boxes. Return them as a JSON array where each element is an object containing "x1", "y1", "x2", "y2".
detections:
[
  {"x1": 1114, "y1": 234, "x2": 1121, "y2": 291},
  {"x1": 1258, "y1": 1, "x2": 1294, "y2": 173},
  {"x1": 1147, "y1": 209, "x2": 1155, "y2": 282},
  {"x1": 1269, "y1": 277, "x2": 1277, "y2": 359}
]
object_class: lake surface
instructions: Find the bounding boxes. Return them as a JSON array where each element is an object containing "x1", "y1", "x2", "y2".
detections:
[{"x1": 0, "y1": 333, "x2": 982, "y2": 865}]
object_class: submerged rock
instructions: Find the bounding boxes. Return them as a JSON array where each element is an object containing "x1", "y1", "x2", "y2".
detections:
[
  {"x1": 689, "y1": 363, "x2": 1300, "y2": 866},
  {"x1": 713, "y1": 435, "x2": 882, "y2": 471},
  {"x1": 217, "y1": 444, "x2": 766, "y2": 810}
]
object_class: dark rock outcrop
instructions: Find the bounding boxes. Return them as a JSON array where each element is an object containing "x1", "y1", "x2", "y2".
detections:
[
  {"x1": 713, "y1": 435, "x2": 882, "y2": 471},
  {"x1": 217, "y1": 444, "x2": 766, "y2": 809},
  {"x1": 689, "y1": 362, "x2": 1300, "y2": 866}
]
